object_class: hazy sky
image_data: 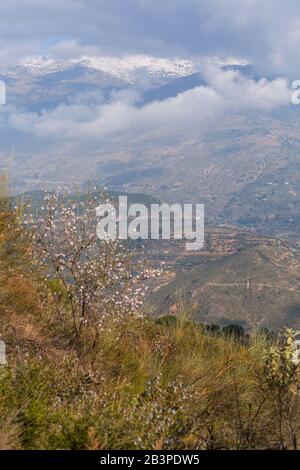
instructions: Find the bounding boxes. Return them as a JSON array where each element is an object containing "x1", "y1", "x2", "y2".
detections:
[{"x1": 1, "y1": 0, "x2": 300, "y2": 76}]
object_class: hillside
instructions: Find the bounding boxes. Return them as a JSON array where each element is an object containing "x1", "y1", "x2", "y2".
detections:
[
  {"x1": 149, "y1": 240, "x2": 300, "y2": 330},
  {"x1": 1, "y1": 183, "x2": 300, "y2": 450}
]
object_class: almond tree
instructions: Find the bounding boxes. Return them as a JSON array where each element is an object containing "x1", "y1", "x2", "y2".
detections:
[{"x1": 29, "y1": 191, "x2": 160, "y2": 345}]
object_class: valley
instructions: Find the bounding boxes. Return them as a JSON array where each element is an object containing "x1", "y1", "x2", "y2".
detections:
[{"x1": 146, "y1": 226, "x2": 300, "y2": 330}]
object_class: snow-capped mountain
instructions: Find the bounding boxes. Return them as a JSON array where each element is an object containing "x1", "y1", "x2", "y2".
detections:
[
  {"x1": 2, "y1": 54, "x2": 248, "y2": 83},
  {"x1": 2, "y1": 55, "x2": 202, "y2": 84},
  {"x1": 0, "y1": 54, "x2": 248, "y2": 111},
  {"x1": 21, "y1": 55, "x2": 199, "y2": 83}
]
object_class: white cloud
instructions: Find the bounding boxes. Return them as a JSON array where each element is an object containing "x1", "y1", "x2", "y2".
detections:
[
  {"x1": 3, "y1": 67, "x2": 291, "y2": 145},
  {"x1": 203, "y1": 65, "x2": 291, "y2": 111}
]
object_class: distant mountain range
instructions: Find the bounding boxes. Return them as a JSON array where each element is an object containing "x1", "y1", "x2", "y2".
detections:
[
  {"x1": 3, "y1": 54, "x2": 300, "y2": 246},
  {"x1": 0, "y1": 54, "x2": 248, "y2": 110},
  {"x1": 1, "y1": 55, "x2": 200, "y2": 83}
]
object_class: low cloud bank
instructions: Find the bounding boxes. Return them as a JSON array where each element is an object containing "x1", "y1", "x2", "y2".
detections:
[{"x1": 1, "y1": 66, "x2": 291, "y2": 147}]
